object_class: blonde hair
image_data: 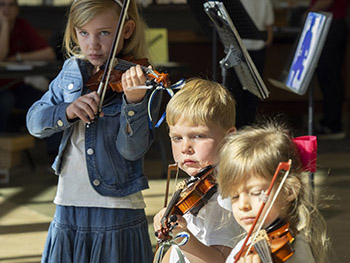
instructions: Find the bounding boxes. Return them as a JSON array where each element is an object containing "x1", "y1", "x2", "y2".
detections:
[
  {"x1": 166, "y1": 78, "x2": 236, "y2": 130},
  {"x1": 217, "y1": 120, "x2": 329, "y2": 263},
  {"x1": 63, "y1": 0, "x2": 147, "y2": 59}
]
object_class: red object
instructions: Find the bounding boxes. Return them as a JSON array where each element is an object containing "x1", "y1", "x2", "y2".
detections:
[
  {"x1": 0, "y1": 18, "x2": 50, "y2": 88},
  {"x1": 292, "y1": 136, "x2": 317, "y2": 173},
  {"x1": 9, "y1": 18, "x2": 49, "y2": 56}
]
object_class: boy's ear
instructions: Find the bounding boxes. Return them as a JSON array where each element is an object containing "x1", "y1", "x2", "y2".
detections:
[
  {"x1": 226, "y1": 126, "x2": 236, "y2": 135},
  {"x1": 123, "y1": 20, "x2": 135, "y2": 39}
]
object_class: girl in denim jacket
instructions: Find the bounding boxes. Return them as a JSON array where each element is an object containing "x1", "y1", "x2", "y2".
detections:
[{"x1": 26, "y1": 1, "x2": 160, "y2": 262}]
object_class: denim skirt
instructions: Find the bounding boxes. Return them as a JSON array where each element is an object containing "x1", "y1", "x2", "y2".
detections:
[{"x1": 41, "y1": 205, "x2": 152, "y2": 263}]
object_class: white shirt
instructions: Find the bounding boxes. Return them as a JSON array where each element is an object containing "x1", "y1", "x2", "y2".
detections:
[
  {"x1": 54, "y1": 121, "x2": 145, "y2": 209},
  {"x1": 240, "y1": 0, "x2": 275, "y2": 50},
  {"x1": 169, "y1": 192, "x2": 242, "y2": 263}
]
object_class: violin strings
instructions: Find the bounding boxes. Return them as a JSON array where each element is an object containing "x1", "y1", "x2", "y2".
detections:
[
  {"x1": 116, "y1": 59, "x2": 148, "y2": 71},
  {"x1": 254, "y1": 239, "x2": 273, "y2": 263}
]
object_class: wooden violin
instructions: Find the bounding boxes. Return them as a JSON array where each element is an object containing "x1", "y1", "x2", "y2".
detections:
[
  {"x1": 156, "y1": 165, "x2": 217, "y2": 241},
  {"x1": 86, "y1": 55, "x2": 170, "y2": 93},
  {"x1": 235, "y1": 218, "x2": 295, "y2": 263}
]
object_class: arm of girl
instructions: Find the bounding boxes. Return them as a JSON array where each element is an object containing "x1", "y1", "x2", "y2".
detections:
[{"x1": 116, "y1": 64, "x2": 162, "y2": 160}]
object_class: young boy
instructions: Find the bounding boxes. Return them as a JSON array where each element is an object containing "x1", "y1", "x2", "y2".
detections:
[{"x1": 153, "y1": 78, "x2": 241, "y2": 263}]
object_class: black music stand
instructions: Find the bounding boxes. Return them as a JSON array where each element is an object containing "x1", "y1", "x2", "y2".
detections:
[
  {"x1": 204, "y1": 1, "x2": 269, "y2": 100},
  {"x1": 188, "y1": 0, "x2": 266, "y2": 41},
  {"x1": 188, "y1": 0, "x2": 266, "y2": 83},
  {"x1": 188, "y1": 1, "x2": 269, "y2": 101}
]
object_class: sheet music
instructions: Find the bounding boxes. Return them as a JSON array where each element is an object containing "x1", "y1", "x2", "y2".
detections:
[{"x1": 204, "y1": 1, "x2": 269, "y2": 100}]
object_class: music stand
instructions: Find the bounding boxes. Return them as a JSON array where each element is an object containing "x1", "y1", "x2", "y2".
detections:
[
  {"x1": 269, "y1": 12, "x2": 332, "y2": 135},
  {"x1": 188, "y1": 0, "x2": 266, "y2": 41},
  {"x1": 203, "y1": 1, "x2": 269, "y2": 100},
  {"x1": 268, "y1": 12, "x2": 332, "y2": 189}
]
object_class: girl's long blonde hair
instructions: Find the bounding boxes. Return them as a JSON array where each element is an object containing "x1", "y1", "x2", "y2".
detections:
[
  {"x1": 63, "y1": 0, "x2": 147, "y2": 59},
  {"x1": 217, "y1": 120, "x2": 329, "y2": 263}
]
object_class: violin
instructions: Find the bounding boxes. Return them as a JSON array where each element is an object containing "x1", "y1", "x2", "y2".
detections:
[
  {"x1": 86, "y1": 55, "x2": 170, "y2": 93},
  {"x1": 156, "y1": 165, "x2": 217, "y2": 241},
  {"x1": 235, "y1": 218, "x2": 295, "y2": 263}
]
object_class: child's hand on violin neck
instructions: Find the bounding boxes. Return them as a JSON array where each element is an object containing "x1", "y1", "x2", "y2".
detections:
[
  {"x1": 153, "y1": 207, "x2": 167, "y2": 233},
  {"x1": 121, "y1": 64, "x2": 147, "y2": 104},
  {"x1": 66, "y1": 91, "x2": 102, "y2": 123},
  {"x1": 153, "y1": 208, "x2": 187, "y2": 235}
]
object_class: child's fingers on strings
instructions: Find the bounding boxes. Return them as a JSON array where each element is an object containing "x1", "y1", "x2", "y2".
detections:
[
  {"x1": 153, "y1": 207, "x2": 167, "y2": 231},
  {"x1": 121, "y1": 65, "x2": 147, "y2": 89},
  {"x1": 122, "y1": 65, "x2": 147, "y2": 103}
]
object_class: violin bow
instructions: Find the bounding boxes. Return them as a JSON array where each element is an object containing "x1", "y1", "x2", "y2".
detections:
[
  {"x1": 97, "y1": 0, "x2": 131, "y2": 113},
  {"x1": 153, "y1": 164, "x2": 180, "y2": 260},
  {"x1": 164, "y1": 163, "x2": 179, "y2": 207},
  {"x1": 234, "y1": 160, "x2": 292, "y2": 263},
  {"x1": 160, "y1": 163, "x2": 180, "y2": 233}
]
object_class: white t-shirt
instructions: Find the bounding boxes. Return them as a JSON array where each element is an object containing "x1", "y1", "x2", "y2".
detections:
[
  {"x1": 240, "y1": 0, "x2": 275, "y2": 50},
  {"x1": 225, "y1": 232, "x2": 316, "y2": 263},
  {"x1": 169, "y1": 192, "x2": 242, "y2": 263},
  {"x1": 54, "y1": 121, "x2": 145, "y2": 209}
]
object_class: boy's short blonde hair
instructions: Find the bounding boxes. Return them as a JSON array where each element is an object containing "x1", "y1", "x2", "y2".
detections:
[{"x1": 166, "y1": 78, "x2": 236, "y2": 129}]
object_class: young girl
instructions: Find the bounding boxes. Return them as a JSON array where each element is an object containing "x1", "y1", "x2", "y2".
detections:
[
  {"x1": 216, "y1": 120, "x2": 329, "y2": 263},
  {"x1": 26, "y1": 1, "x2": 160, "y2": 262}
]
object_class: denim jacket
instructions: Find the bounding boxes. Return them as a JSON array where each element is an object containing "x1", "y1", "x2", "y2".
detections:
[{"x1": 26, "y1": 58, "x2": 161, "y2": 197}]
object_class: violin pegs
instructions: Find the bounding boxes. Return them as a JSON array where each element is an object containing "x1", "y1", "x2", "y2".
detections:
[{"x1": 169, "y1": 214, "x2": 177, "y2": 223}]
